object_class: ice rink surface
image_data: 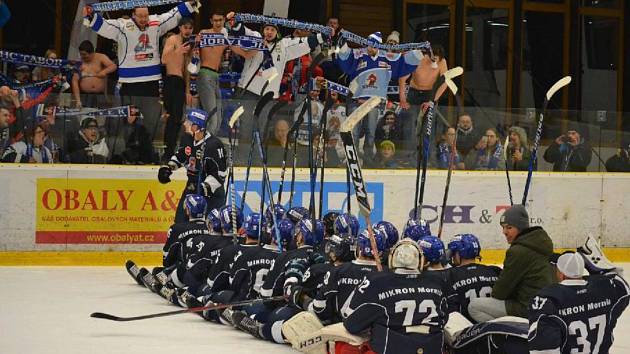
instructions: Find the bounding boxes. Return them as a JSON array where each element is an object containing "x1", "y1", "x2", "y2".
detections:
[{"x1": 2, "y1": 265, "x2": 630, "y2": 354}]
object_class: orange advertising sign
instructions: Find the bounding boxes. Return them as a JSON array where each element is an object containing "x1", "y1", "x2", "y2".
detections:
[{"x1": 36, "y1": 178, "x2": 185, "y2": 244}]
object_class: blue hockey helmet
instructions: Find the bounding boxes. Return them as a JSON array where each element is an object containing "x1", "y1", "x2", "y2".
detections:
[
  {"x1": 184, "y1": 194, "x2": 206, "y2": 219},
  {"x1": 403, "y1": 219, "x2": 431, "y2": 241},
  {"x1": 334, "y1": 213, "x2": 360, "y2": 238},
  {"x1": 219, "y1": 205, "x2": 244, "y2": 231},
  {"x1": 357, "y1": 228, "x2": 388, "y2": 258},
  {"x1": 447, "y1": 234, "x2": 481, "y2": 260},
  {"x1": 243, "y1": 213, "x2": 265, "y2": 239},
  {"x1": 207, "y1": 208, "x2": 222, "y2": 233},
  {"x1": 186, "y1": 108, "x2": 208, "y2": 129},
  {"x1": 274, "y1": 218, "x2": 295, "y2": 247},
  {"x1": 418, "y1": 235, "x2": 445, "y2": 264},
  {"x1": 287, "y1": 206, "x2": 309, "y2": 223},
  {"x1": 295, "y1": 218, "x2": 323, "y2": 247},
  {"x1": 265, "y1": 203, "x2": 286, "y2": 225},
  {"x1": 374, "y1": 220, "x2": 399, "y2": 247}
]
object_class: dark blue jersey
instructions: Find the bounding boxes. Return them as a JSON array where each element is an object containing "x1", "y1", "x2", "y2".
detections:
[
  {"x1": 162, "y1": 219, "x2": 210, "y2": 268},
  {"x1": 301, "y1": 262, "x2": 335, "y2": 297},
  {"x1": 528, "y1": 273, "x2": 630, "y2": 354},
  {"x1": 169, "y1": 132, "x2": 227, "y2": 187},
  {"x1": 260, "y1": 245, "x2": 317, "y2": 298},
  {"x1": 344, "y1": 269, "x2": 450, "y2": 354},
  {"x1": 230, "y1": 244, "x2": 280, "y2": 300},
  {"x1": 207, "y1": 242, "x2": 241, "y2": 292},
  {"x1": 183, "y1": 233, "x2": 233, "y2": 283},
  {"x1": 310, "y1": 259, "x2": 381, "y2": 323},
  {"x1": 446, "y1": 263, "x2": 502, "y2": 322}
]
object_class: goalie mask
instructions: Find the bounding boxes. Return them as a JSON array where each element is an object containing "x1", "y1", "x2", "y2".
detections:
[{"x1": 389, "y1": 239, "x2": 424, "y2": 272}]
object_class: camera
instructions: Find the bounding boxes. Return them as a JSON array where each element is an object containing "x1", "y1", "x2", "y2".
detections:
[{"x1": 561, "y1": 135, "x2": 570, "y2": 143}]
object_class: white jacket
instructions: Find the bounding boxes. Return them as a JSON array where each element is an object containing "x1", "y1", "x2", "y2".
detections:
[{"x1": 85, "y1": 3, "x2": 194, "y2": 83}]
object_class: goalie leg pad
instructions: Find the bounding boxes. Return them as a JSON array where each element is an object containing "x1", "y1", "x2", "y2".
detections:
[
  {"x1": 444, "y1": 311, "x2": 474, "y2": 346},
  {"x1": 282, "y1": 311, "x2": 327, "y2": 354}
]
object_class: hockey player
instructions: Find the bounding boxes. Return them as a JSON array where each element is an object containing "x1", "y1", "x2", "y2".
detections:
[
  {"x1": 158, "y1": 108, "x2": 227, "y2": 223},
  {"x1": 334, "y1": 213, "x2": 360, "y2": 239},
  {"x1": 445, "y1": 233, "x2": 501, "y2": 322},
  {"x1": 226, "y1": 13, "x2": 333, "y2": 141},
  {"x1": 418, "y1": 235, "x2": 446, "y2": 270},
  {"x1": 309, "y1": 228, "x2": 389, "y2": 324},
  {"x1": 343, "y1": 239, "x2": 450, "y2": 354},
  {"x1": 204, "y1": 205, "x2": 244, "y2": 293},
  {"x1": 83, "y1": 1, "x2": 200, "y2": 149},
  {"x1": 528, "y1": 239, "x2": 630, "y2": 354}
]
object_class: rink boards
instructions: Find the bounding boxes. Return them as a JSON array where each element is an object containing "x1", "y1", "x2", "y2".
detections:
[{"x1": 1, "y1": 164, "x2": 629, "y2": 265}]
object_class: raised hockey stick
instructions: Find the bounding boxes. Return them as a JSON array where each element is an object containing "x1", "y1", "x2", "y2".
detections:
[
  {"x1": 307, "y1": 53, "x2": 327, "y2": 220},
  {"x1": 503, "y1": 135, "x2": 514, "y2": 206},
  {"x1": 344, "y1": 90, "x2": 354, "y2": 214},
  {"x1": 91, "y1": 296, "x2": 285, "y2": 322},
  {"x1": 522, "y1": 76, "x2": 571, "y2": 206},
  {"x1": 318, "y1": 93, "x2": 335, "y2": 219},
  {"x1": 437, "y1": 76, "x2": 461, "y2": 239},
  {"x1": 278, "y1": 103, "x2": 307, "y2": 205},
  {"x1": 240, "y1": 91, "x2": 275, "y2": 211},
  {"x1": 228, "y1": 106, "x2": 245, "y2": 239},
  {"x1": 414, "y1": 67, "x2": 464, "y2": 220},
  {"x1": 340, "y1": 96, "x2": 383, "y2": 271}
]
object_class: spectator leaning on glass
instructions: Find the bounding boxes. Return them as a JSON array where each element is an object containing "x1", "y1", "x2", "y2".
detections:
[
  {"x1": 543, "y1": 126, "x2": 592, "y2": 172},
  {"x1": 468, "y1": 205, "x2": 554, "y2": 322},
  {"x1": 506, "y1": 126, "x2": 532, "y2": 171},
  {"x1": 2, "y1": 123, "x2": 53, "y2": 163},
  {"x1": 66, "y1": 117, "x2": 109, "y2": 164},
  {"x1": 455, "y1": 113, "x2": 481, "y2": 169},
  {"x1": 474, "y1": 128, "x2": 504, "y2": 170},
  {"x1": 605, "y1": 139, "x2": 630, "y2": 172}
]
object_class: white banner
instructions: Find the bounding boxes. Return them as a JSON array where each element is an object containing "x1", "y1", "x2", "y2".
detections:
[{"x1": 0, "y1": 164, "x2": 628, "y2": 251}]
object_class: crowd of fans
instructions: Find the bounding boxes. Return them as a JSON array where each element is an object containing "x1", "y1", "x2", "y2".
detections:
[{"x1": 1, "y1": 6, "x2": 629, "y2": 172}]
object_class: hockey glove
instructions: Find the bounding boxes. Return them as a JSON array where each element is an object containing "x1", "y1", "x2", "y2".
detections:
[
  {"x1": 284, "y1": 284, "x2": 306, "y2": 310},
  {"x1": 158, "y1": 166, "x2": 173, "y2": 184}
]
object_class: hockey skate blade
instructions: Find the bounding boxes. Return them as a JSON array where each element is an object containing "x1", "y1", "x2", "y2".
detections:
[
  {"x1": 228, "y1": 106, "x2": 244, "y2": 128},
  {"x1": 340, "y1": 96, "x2": 381, "y2": 132}
]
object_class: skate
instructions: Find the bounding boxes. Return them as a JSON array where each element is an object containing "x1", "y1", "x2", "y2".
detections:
[
  {"x1": 140, "y1": 271, "x2": 161, "y2": 293},
  {"x1": 125, "y1": 260, "x2": 144, "y2": 285},
  {"x1": 233, "y1": 311, "x2": 263, "y2": 339},
  {"x1": 577, "y1": 236, "x2": 616, "y2": 274}
]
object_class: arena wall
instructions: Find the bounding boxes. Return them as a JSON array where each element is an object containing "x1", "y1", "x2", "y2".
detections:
[{"x1": 1, "y1": 164, "x2": 628, "y2": 265}]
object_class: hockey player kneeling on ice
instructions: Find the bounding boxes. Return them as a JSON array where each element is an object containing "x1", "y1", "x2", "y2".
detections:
[
  {"x1": 468, "y1": 205, "x2": 554, "y2": 322},
  {"x1": 445, "y1": 234, "x2": 501, "y2": 323},
  {"x1": 307, "y1": 228, "x2": 389, "y2": 324},
  {"x1": 528, "y1": 239, "x2": 630, "y2": 354},
  {"x1": 340, "y1": 239, "x2": 449, "y2": 354},
  {"x1": 196, "y1": 213, "x2": 283, "y2": 323},
  {"x1": 157, "y1": 108, "x2": 227, "y2": 223},
  {"x1": 230, "y1": 218, "x2": 324, "y2": 342}
]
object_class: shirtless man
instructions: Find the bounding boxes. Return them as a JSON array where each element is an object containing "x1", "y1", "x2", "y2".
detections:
[
  {"x1": 161, "y1": 17, "x2": 194, "y2": 159},
  {"x1": 196, "y1": 11, "x2": 228, "y2": 135},
  {"x1": 400, "y1": 44, "x2": 448, "y2": 150},
  {"x1": 72, "y1": 40, "x2": 117, "y2": 109}
]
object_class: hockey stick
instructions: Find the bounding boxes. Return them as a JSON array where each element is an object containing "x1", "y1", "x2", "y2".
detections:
[
  {"x1": 437, "y1": 76, "x2": 461, "y2": 239},
  {"x1": 90, "y1": 296, "x2": 285, "y2": 322},
  {"x1": 414, "y1": 67, "x2": 464, "y2": 220},
  {"x1": 318, "y1": 93, "x2": 335, "y2": 219},
  {"x1": 344, "y1": 90, "x2": 354, "y2": 214},
  {"x1": 522, "y1": 76, "x2": 571, "y2": 206},
  {"x1": 502, "y1": 135, "x2": 514, "y2": 206},
  {"x1": 228, "y1": 106, "x2": 245, "y2": 239},
  {"x1": 340, "y1": 96, "x2": 383, "y2": 271},
  {"x1": 307, "y1": 53, "x2": 327, "y2": 220},
  {"x1": 240, "y1": 91, "x2": 275, "y2": 212},
  {"x1": 278, "y1": 103, "x2": 307, "y2": 205}
]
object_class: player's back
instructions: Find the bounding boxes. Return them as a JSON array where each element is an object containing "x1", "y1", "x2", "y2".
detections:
[
  {"x1": 207, "y1": 242, "x2": 241, "y2": 291},
  {"x1": 163, "y1": 220, "x2": 211, "y2": 267},
  {"x1": 184, "y1": 233, "x2": 233, "y2": 280},
  {"x1": 230, "y1": 244, "x2": 280, "y2": 300},
  {"x1": 260, "y1": 245, "x2": 315, "y2": 298},
  {"x1": 529, "y1": 273, "x2": 630, "y2": 354},
  {"x1": 446, "y1": 263, "x2": 501, "y2": 321},
  {"x1": 302, "y1": 262, "x2": 335, "y2": 297},
  {"x1": 344, "y1": 270, "x2": 450, "y2": 354}
]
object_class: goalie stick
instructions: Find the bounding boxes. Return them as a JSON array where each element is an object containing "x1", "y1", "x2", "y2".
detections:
[
  {"x1": 522, "y1": 76, "x2": 572, "y2": 206},
  {"x1": 90, "y1": 296, "x2": 285, "y2": 322},
  {"x1": 340, "y1": 96, "x2": 383, "y2": 271}
]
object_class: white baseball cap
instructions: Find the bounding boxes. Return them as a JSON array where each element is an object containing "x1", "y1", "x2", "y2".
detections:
[{"x1": 557, "y1": 252, "x2": 585, "y2": 278}]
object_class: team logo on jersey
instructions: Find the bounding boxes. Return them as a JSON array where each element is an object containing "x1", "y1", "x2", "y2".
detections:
[
  {"x1": 135, "y1": 33, "x2": 153, "y2": 53},
  {"x1": 125, "y1": 22, "x2": 135, "y2": 31},
  {"x1": 365, "y1": 73, "x2": 378, "y2": 87},
  {"x1": 185, "y1": 146, "x2": 192, "y2": 156}
]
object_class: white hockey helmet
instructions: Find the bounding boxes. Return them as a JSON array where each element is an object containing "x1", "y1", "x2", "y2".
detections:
[{"x1": 388, "y1": 239, "x2": 424, "y2": 272}]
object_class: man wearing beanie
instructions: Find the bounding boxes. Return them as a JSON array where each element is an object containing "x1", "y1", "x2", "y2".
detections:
[
  {"x1": 468, "y1": 205, "x2": 554, "y2": 322},
  {"x1": 529, "y1": 248, "x2": 630, "y2": 353}
]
